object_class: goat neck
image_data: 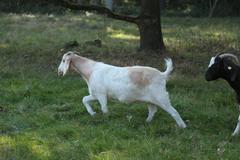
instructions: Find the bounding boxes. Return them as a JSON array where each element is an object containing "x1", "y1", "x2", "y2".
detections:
[
  {"x1": 223, "y1": 67, "x2": 240, "y2": 95},
  {"x1": 71, "y1": 54, "x2": 96, "y2": 82}
]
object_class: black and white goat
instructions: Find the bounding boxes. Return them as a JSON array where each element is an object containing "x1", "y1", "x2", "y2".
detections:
[{"x1": 205, "y1": 52, "x2": 240, "y2": 136}]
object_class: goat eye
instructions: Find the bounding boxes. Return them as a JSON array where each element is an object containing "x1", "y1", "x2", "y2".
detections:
[{"x1": 63, "y1": 60, "x2": 65, "y2": 63}]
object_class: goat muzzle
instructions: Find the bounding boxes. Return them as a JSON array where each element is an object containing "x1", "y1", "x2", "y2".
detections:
[{"x1": 58, "y1": 70, "x2": 63, "y2": 76}]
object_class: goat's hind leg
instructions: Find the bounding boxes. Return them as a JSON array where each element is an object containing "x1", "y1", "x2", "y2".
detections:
[
  {"x1": 82, "y1": 95, "x2": 97, "y2": 116},
  {"x1": 153, "y1": 94, "x2": 187, "y2": 128},
  {"x1": 146, "y1": 105, "x2": 158, "y2": 122},
  {"x1": 96, "y1": 94, "x2": 108, "y2": 114}
]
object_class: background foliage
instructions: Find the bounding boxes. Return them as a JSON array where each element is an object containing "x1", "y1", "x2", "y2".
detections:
[
  {"x1": 0, "y1": 12, "x2": 240, "y2": 159},
  {"x1": 1, "y1": 0, "x2": 240, "y2": 17},
  {"x1": 1, "y1": 0, "x2": 240, "y2": 159}
]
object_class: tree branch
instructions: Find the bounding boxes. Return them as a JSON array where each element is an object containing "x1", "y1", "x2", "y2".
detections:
[{"x1": 60, "y1": 0, "x2": 139, "y2": 24}]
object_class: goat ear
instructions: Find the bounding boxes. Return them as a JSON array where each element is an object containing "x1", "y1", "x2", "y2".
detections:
[
  {"x1": 63, "y1": 57, "x2": 71, "y2": 76},
  {"x1": 231, "y1": 71, "x2": 238, "y2": 81},
  {"x1": 74, "y1": 51, "x2": 80, "y2": 55},
  {"x1": 223, "y1": 61, "x2": 237, "y2": 81}
]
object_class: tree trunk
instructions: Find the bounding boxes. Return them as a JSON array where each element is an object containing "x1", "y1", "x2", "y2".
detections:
[{"x1": 138, "y1": 0, "x2": 165, "y2": 52}]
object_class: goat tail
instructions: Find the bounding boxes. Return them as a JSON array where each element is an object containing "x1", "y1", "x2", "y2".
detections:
[{"x1": 162, "y1": 58, "x2": 173, "y2": 78}]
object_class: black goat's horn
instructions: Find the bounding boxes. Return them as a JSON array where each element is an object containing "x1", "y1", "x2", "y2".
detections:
[
  {"x1": 215, "y1": 52, "x2": 239, "y2": 64},
  {"x1": 219, "y1": 53, "x2": 239, "y2": 63},
  {"x1": 215, "y1": 51, "x2": 226, "y2": 57}
]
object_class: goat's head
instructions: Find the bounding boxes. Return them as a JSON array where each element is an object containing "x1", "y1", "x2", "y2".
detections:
[
  {"x1": 205, "y1": 52, "x2": 239, "y2": 81},
  {"x1": 58, "y1": 51, "x2": 76, "y2": 76}
]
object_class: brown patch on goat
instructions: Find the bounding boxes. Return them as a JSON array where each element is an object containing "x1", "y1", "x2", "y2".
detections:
[
  {"x1": 128, "y1": 68, "x2": 156, "y2": 87},
  {"x1": 71, "y1": 55, "x2": 96, "y2": 82},
  {"x1": 82, "y1": 65, "x2": 94, "y2": 81}
]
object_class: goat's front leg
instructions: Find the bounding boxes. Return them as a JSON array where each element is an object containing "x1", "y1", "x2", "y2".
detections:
[
  {"x1": 97, "y1": 95, "x2": 108, "y2": 114},
  {"x1": 146, "y1": 105, "x2": 158, "y2": 122},
  {"x1": 232, "y1": 114, "x2": 240, "y2": 136},
  {"x1": 82, "y1": 95, "x2": 96, "y2": 116}
]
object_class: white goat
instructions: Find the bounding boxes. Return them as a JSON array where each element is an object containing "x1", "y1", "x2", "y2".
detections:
[{"x1": 58, "y1": 51, "x2": 186, "y2": 128}]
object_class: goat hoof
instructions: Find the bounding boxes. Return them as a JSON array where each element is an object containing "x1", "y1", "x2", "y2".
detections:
[
  {"x1": 232, "y1": 132, "x2": 239, "y2": 136},
  {"x1": 179, "y1": 123, "x2": 187, "y2": 129},
  {"x1": 102, "y1": 110, "x2": 109, "y2": 114},
  {"x1": 90, "y1": 112, "x2": 96, "y2": 116},
  {"x1": 146, "y1": 119, "x2": 152, "y2": 123},
  {"x1": 102, "y1": 112, "x2": 109, "y2": 116}
]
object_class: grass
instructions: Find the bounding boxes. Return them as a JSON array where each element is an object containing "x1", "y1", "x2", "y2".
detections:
[{"x1": 0, "y1": 12, "x2": 240, "y2": 159}]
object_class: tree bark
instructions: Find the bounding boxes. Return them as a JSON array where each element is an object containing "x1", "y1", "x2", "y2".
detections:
[{"x1": 138, "y1": 0, "x2": 165, "y2": 51}]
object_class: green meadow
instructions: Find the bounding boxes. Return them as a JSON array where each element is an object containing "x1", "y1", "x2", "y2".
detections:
[{"x1": 0, "y1": 13, "x2": 240, "y2": 159}]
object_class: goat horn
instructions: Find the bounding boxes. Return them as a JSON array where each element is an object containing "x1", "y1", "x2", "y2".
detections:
[
  {"x1": 218, "y1": 53, "x2": 239, "y2": 63},
  {"x1": 216, "y1": 51, "x2": 225, "y2": 57}
]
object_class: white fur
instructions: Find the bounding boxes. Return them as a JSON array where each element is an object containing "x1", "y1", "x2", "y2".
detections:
[
  {"x1": 232, "y1": 114, "x2": 240, "y2": 136},
  {"x1": 58, "y1": 51, "x2": 186, "y2": 128},
  {"x1": 208, "y1": 57, "x2": 216, "y2": 67}
]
